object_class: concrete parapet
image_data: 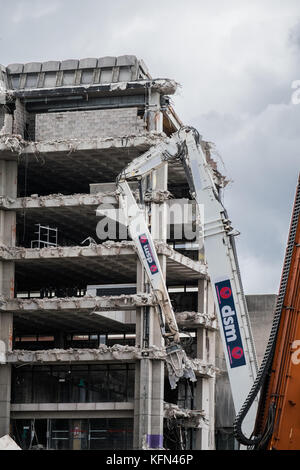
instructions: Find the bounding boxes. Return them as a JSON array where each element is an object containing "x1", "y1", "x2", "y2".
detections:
[
  {"x1": 0, "y1": 293, "x2": 156, "y2": 313},
  {"x1": 6, "y1": 346, "x2": 217, "y2": 380},
  {"x1": 176, "y1": 311, "x2": 217, "y2": 330},
  {"x1": 0, "y1": 192, "x2": 117, "y2": 210},
  {"x1": 0, "y1": 242, "x2": 207, "y2": 279},
  {"x1": 0, "y1": 132, "x2": 166, "y2": 158},
  {"x1": 164, "y1": 402, "x2": 207, "y2": 429}
]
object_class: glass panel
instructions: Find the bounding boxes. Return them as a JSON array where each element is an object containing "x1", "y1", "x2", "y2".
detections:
[
  {"x1": 89, "y1": 418, "x2": 108, "y2": 450},
  {"x1": 107, "y1": 418, "x2": 133, "y2": 450},
  {"x1": 25, "y1": 73, "x2": 38, "y2": 88},
  {"x1": 100, "y1": 69, "x2": 112, "y2": 83},
  {"x1": 81, "y1": 69, "x2": 94, "y2": 84},
  {"x1": 10, "y1": 74, "x2": 20, "y2": 89},
  {"x1": 52, "y1": 366, "x2": 71, "y2": 403},
  {"x1": 69, "y1": 367, "x2": 89, "y2": 403},
  {"x1": 12, "y1": 364, "x2": 134, "y2": 404},
  {"x1": 89, "y1": 418, "x2": 133, "y2": 450},
  {"x1": 46, "y1": 419, "x2": 134, "y2": 450},
  {"x1": 91, "y1": 364, "x2": 108, "y2": 370},
  {"x1": 107, "y1": 367, "x2": 127, "y2": 401},
  {"x1": 119, "y1": 67, "x2": 132, "y2": 81},
  {"x1": 43, "y1": 72, "x2": 57, "y2": 88},
  {"x1": 88, "y1": 369, "x2": 108, "y2": 402},
  {"x1": 50, "y1": 419, "x2": 70, "y2": 450},
  {"x1": 127, "y1": 369, "x2": 134, "y2": 401},
  {"x1": 12, "y1": 419, "x2": 32, "y2": 449},
  {"x1": 62, "y1": 71, "x2": 75, "y2": 86},
  {"x1": 32, "y1": 367, "x2": 55, "y2": 403},
  {"x1": 12, "y1": 368, "x2": 32, "y2": 403}
]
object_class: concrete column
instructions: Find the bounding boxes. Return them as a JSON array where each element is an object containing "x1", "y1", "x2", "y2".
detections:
[
  {"x1": 206, "y1": 281, "x2": 216, "y2": 449},
  {"x1": 149, "y1": 164, "x2": 167, "y2": 449},
  {"x1": 0, "y1": 366, "x2": 11, "y2": 437},
  {"x1": 0, "y1": 161, "x2": 18, "y2": 198},
  {"x1": 134, "y1": 259, "x2": 147, "y2": 448},
  {"x1": 194, "y1": 279, "x2": 207, "y2": 450},
  {"x1": 0, "y1": 72, "x2": 10, "y2": 136},
  {"x1": 147, "y1": 90, "x2": 163, "y2": 132},
  {"x1": 201, "y1": 378, "x2": 212, "y2": 448},
  {"x1": 0, "y1": 159, "x2": 17, "y2": 437},
  {"x1": 198, "y1": 278, "x2": 208, "y2": 314},
  {"x1": 194, "y1": 278, "x2": 216, "y2": 449},
  {"x1": 133, "y1": 164, "x2": 167, "y2": 449}
]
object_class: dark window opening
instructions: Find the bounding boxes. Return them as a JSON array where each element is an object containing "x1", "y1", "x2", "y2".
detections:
[
  {"x1": 12, "y1": 418, "x2": 133, "y2": 450},
  {"x1": 10, "y1": 74, "x2": 20, "y2": 89},
  {"x1": 11, "y1": 363, "x2": 135, "y2": 404}
]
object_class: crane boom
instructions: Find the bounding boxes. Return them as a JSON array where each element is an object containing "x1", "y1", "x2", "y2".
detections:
[{"x1": 116, "y1": 126, "x2": 259, "y2": 439}]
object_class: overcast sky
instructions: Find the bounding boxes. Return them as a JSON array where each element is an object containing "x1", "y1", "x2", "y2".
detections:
[{"x1": 0, "y1": 0, "x2": 299, "y2": 294}]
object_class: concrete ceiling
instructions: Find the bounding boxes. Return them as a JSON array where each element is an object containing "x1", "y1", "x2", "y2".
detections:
[
  {"x1": 17, "y1": 139, "x2": 187, "y2": 197},
  {"x1": 13, "y1": 308, "x2": 136, "y2": 335},
  {"x1": 15, "y1": 249, "x2": 203, "y2": 291},
  {"x1": 17, "y1": 204, "x2": 100, "y2": 247}
]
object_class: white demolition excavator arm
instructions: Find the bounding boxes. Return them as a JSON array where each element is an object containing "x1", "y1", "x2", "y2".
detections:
[
  {"x1": 115, "y1": 126, "x2": 259, "y2": 439},
  {"x1": 114, "y1": 178, "x2": 197, "y2": 389}
]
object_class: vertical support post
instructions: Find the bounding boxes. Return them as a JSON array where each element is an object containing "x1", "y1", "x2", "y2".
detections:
[
  {"x1": 147, "y1": 90, "x2": 163, "y2": 133},
  {"x1": 197, "y1": 278, "x2": 208, "y2": 314},
  {"x1": 148, "y1": 164, "x2": 167, "y2": 449},
  {"x1": 0, "y1": 159, "x2": 17, "y2": 437},
  {"x1": 194, "y1": 278, "x2": 216, "y2": 449},
  {"x1": 133, "y1": 163, "x2": 167, "y2": 449}
]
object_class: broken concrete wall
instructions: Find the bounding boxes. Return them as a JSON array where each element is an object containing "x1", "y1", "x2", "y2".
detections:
[
  {"x1": 13, "y1": 99, "x2": 27, "y2": 138},
  {"x1": 0, "y1": 65, "x2": 7, "y2": 102},
  {"x1": 0, "y1": 69, "x2": 12, "y2": 136},
  {"x1": 0, "y1": 112, "x2": 13, "y2": 136},
  {"x1": 26, "y1": 113, "x2": 36, "y2": 141},
  {"x1": 0, "y1": 107, "x2": 4, "y2": 130},
  {"x1": 35, "y1": 107, "x2": 146, "y2": 141}
]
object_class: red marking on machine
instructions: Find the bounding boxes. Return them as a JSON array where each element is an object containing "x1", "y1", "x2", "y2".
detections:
[
  {"x1": 231, "y1": 346, "x2": 244, "y2": 360},
  {"x1": 220, "y1": 286, "x2": 232, "y2": 299}
]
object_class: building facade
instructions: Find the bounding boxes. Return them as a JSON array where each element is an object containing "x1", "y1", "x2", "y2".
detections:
[{"x1": 0, "y1": 56, "x2": 220, "y2": 450}]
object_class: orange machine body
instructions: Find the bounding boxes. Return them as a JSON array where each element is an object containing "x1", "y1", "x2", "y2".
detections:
[{"x1": 259, "y1": 178, "x2": 300, "y2": 449}]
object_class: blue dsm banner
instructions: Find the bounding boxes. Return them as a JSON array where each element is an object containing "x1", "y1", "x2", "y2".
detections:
[
  {"x1": 215, "y1": 279, "x2": 246, "y2": 369},
  {"x1": 139, "y1": 234, "x2": 159, "y2": 274}
]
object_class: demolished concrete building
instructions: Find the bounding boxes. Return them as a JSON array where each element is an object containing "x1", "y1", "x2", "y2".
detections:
[{"x1": 0, "y1": 55, "x2": 222, "y2": 450}]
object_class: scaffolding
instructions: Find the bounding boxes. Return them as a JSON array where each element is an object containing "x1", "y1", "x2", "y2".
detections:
[{"x1": 30, "y1": 224, "x2": 58, "y2": 249}]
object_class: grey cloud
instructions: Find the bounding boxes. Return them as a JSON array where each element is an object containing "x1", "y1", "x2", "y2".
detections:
[
  {"x1": 1, "y1": 0, "x2": 300, "y2": 294},
  {"x1": 289, "y1": 19, "x2": 300, "y2": 52},
  {"x1": 194, "y1": 102, "x2": 300, "y2": 293}
]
